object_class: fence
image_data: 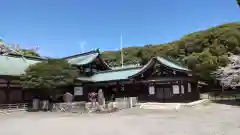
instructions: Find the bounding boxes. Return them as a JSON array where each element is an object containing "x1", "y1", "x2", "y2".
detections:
[
  {"x1": 52, "y1": 102, "x2": 86, "y2": 113},
  {"x1": 0, "y1": 103, "x2": 28, "y2": 113},
  {"x1": 115, "y1": 97, "x2": 138, "y2": 109},
  {"x1": 52, "y1": 97, "x2": 138, "y2": 113},
  {"x1": 207, "y1": 91, "x2": 240, "y2": 100},
  {"x1": 0, "y1": 97, "x2": 138, "y2": 114}
]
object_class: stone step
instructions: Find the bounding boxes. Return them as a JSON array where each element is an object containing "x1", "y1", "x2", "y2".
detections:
[
  {"x1": 138, "y1": 99, "x2": 210, "y2": 110},
  {"x1": 139, "y1": 103, "x2": 181, "y2": 110}
]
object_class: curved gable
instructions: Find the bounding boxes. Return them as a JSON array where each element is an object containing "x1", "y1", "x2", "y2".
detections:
[
  {"x1": 62, "y1": 50, "x2": 111, "y2": 70},
  {"x1": 128, "y1": 57, "x2": 191, "y2": 78},
  {"x1": 155, "y1": 57, "x2": 190, "y2": 72}
]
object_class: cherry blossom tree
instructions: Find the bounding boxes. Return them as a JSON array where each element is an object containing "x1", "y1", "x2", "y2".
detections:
[{"x1": 215, "y1": 55, "x2": 240, "y2": 90}]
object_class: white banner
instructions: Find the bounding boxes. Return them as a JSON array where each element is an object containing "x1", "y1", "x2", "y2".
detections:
[
  {"x1": 181, "y1": 85, "x2": 184, "y2": 94},
  {"x1": 172, "y1": 85, "x2": 180, "y2": 94},
  {"x1": 148, "y1": 86, "x2": 155, "y2": 95}
]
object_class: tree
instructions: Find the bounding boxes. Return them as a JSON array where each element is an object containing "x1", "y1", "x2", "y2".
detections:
[
  {"x1": 136, "y1": 48, "x2": 155, "y2": 65},
  {"x1": 21, "y1": 59, "x2": 79, "y2": 99},
  {"x1": 21, "y1": 49, "x2": 40, "y2": 57},
  {"x1": 237, "y1": 0, "x2": 240, "y2": 7},
  {"x1": 215, "y1": 55, "x2": 240, "y2": 89},
  {"x1": 102, "y1": 22, "x2": 240, "y2": 81}
]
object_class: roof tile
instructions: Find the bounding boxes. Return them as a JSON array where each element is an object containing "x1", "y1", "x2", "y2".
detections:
[
  {"x1": 77, "y1": 67, "x2": 141, "y2": 82},
  {"x1": 0, "y1": 54, "x2": 42, "y2": 76}
]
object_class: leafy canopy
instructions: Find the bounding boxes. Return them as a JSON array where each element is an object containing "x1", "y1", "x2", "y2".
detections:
[
  {"x1": 21, "y1": 59, "x2": 79, "y2": 91},
  {"x1": 102, "y1": 22, "x2": 240, "y2": 81},
  {"x1": 21, "y1": 49, "x2": 40, "y2": 57}
]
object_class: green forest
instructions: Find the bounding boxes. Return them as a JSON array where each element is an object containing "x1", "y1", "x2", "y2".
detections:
[
  {"x1": 2, "y1": 22, "x2": 240, "y2": 82},
  {"x1": 101, "y1": 22, "x2": 240, "y2": 81}
]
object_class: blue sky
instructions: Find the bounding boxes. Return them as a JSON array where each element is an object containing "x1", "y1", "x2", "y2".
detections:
[{"x1": 0, "y1": 0, "x2": 240, "y2": 57}]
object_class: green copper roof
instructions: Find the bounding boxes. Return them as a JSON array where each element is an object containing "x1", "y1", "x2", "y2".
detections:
[
  {"x1": 129, "y1": 56, "x2": 190, "y2": 78},
  {"x1": 155, "y1": 57, "x2": 190, "y2": 71},
  {"x1": 77, "y1": 67, "x2": 142, "y2": 82},
  {"x1": 0, "y1": 54, "x2": 42, "y2": 76},
  {"x1": 67, "y1": 53, "x2": 99, "y2": 65},
  {"x1": 77, "y1": 56, "x2": 190, "y2": 82},
  {"x1": 63, "y1": 50, "x2": 111, "y2": 69},
  {"x1": 111, "y1": 64, "x2": 142, "y2": 70}
]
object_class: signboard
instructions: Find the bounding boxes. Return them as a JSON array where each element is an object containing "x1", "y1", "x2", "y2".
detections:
[
  {"x1": 74, "y1": 87, "x2": 83, "y2": 96},
  {"x1": 172, "y1": 85, "x2": 180, "y2": 94}
]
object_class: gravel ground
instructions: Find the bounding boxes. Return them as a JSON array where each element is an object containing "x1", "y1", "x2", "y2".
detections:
[{"x1": 1, "y1": 103, "x2": 240, "y2": 135}]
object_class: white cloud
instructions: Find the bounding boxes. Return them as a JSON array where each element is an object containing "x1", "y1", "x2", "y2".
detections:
[{"x1": 78, "y1": 41, "x2": 87, "y2": 53}]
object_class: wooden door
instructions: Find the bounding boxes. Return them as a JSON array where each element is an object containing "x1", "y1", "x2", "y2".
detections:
[
  {"x1": 156, "y1": 87, "x2": 164, "y2": 102},
  {"x1": 156, "y1": 86, "x2": 173, "y2": 102},
  {"x1": 164, "y1": 87, "x2": 172, "y2": 100}
]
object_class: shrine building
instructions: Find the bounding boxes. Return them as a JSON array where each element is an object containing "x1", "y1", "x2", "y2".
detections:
[{"x1": 0, "y1": 49, "x2": 200, "y2": 104}]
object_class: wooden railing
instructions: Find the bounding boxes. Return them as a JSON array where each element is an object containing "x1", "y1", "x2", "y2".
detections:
[{"x1": 0, "y1": 103, "x2": 28, "y2": 113}]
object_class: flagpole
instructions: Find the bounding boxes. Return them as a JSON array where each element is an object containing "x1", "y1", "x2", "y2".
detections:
[{"x1": 120, "y1": 33, "x2": 124, "y2": 68}]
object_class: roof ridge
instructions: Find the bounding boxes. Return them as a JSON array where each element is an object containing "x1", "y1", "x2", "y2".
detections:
[
  {"x1": 96, "y1": 66, "x2": 142, "y2": 74},
  {"x1": 0, "y1": 52, "x2": 46, "y2": 60},
  {"x1": 155, "y1": 56, "x2": 188, "y2": 68},
  {"x1": 62, "y1": 49, "x2": 100, "y2": 59},
  {"x1": 154, "y1": 56, "x2": 190, "y2": 71},
  {"x1": 110, "y1": 64, "x2": 142, "y2": 69}
]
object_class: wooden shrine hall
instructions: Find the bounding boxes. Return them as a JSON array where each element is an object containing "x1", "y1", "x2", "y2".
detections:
[
  {"x1": 0, "y1": 49, "x2": 200, "y2": 104},
  {"x1": 74, "y1": 56, "x2": 199, "y2": 102}
]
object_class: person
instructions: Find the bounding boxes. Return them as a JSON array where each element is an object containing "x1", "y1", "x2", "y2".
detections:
[
  {"x1": 88, "y1": 92, "x2": 97, "y2": 107},
  {"x1": 48, "y1": 95, "x2": 53, "y2": 111},
  {"x1": 111, "y1": 93, "x2": 115, "y2": 101}
]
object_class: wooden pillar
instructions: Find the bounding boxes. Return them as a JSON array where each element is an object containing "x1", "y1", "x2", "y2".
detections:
[
  {"x1": 5, "y1": 80, "x2": 10, "y2": 103},
  {"x1": 22, "y1": 89, "x2": 25, "y2": 103},
  {"x1": 4, "y1": 90, "x2": 10, "y2": 104},
  {"x1": 179, "y1": 81, "x2": 183, "y2": 101}
]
